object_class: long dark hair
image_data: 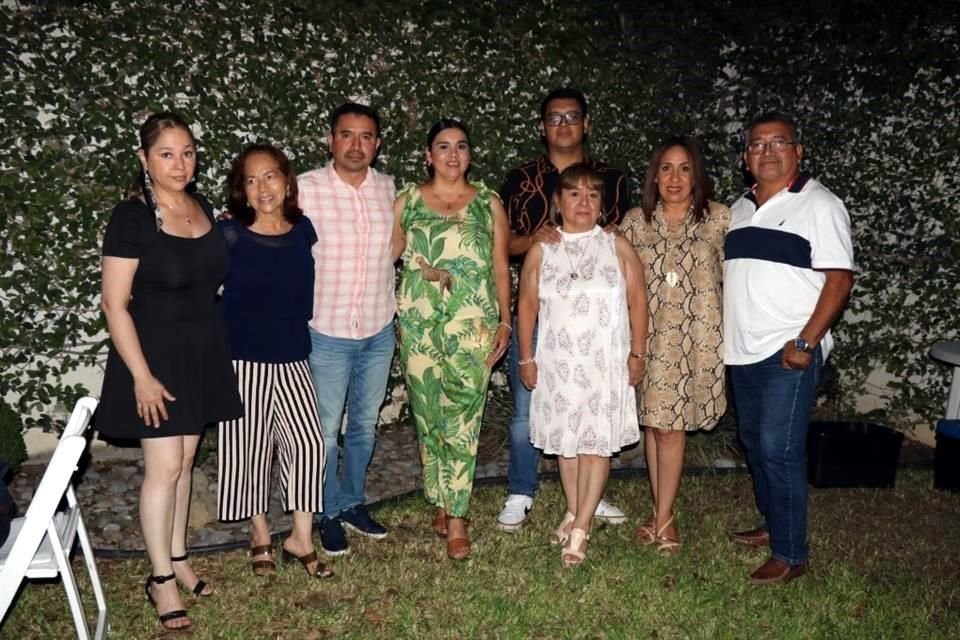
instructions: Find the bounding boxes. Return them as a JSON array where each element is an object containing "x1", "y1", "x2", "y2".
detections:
[
  {"x1": 226, "y1": 144, "x2": 302, "y2": 227},
  {"x1": 129, "y1": 111, "x2": 196, "y2": 229},
  {"x1": 640, "y1": 136, "x2": 713, "y2": 225},
  {"x1": 425, "y1": 118, "x2": 471, "y2": 178}
]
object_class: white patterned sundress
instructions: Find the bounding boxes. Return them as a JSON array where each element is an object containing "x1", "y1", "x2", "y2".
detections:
[{"x1": 529, "y1": 226, "x2": 640, "y2": 458}]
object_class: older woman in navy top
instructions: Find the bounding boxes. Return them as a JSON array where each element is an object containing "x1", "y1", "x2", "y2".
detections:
[{"x1": 217, "y1": 144, "x2": 332, "y2": 579}]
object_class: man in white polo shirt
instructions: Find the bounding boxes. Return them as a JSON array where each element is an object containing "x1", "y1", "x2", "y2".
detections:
[{"x1": 723, "y1": 112, "x2": 855, "y2": 585}]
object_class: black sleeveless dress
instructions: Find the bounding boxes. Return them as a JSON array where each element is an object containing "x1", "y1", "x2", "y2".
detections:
[{"x1": 95, "y1": 195, "x2": 243, "y2": 439}]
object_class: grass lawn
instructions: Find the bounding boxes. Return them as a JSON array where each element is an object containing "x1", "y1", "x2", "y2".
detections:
[{"x1": 3, "y1": 469, "x2": 958, "y2": 639}]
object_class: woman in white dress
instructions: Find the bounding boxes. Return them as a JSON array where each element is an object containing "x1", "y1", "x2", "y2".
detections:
[{"x1": 516, "y1": 163, "x2": 648, "y2": 567}]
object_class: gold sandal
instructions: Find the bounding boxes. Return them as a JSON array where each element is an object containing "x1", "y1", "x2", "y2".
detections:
[
  {"x1": 634, "y1": 513, "x2": 657, "y2": 545},
  {"x1": 654, "y1": 515, "x2": 681, "y2": 556}
]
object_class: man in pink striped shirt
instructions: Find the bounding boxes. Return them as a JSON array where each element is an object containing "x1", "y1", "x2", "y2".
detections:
[{"x1": 301, "y1": 102, "x2": 396, "y2": 556}]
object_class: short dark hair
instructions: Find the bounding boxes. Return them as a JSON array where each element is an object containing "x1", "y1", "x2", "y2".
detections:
[
  {"x1": 640, "y1": 136, "x2": 714, "y2": 225},
  {"x1": 540, "y1": 87, "x2": 588, "y2": 120},
  {"x1": 226, "y1": 144, "x2": 301, "y2": 227},
  {"x1": 425, "y1": 118, "x2": 471, "y2": 178},
  {"x1": 550, "y1": 162, "x2": 606, "y2": 227},
  {"x1": 744, "y1": 111, "x2": 799, "y2": 146},
  {"x1": 329, "y1": 102, "x2": 382, "y2": 138}
]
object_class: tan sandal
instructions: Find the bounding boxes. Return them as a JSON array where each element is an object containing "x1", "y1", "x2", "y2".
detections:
[
  {"x1": 654, "y1": 515, "x2": 681, "y2": 556},
  {"x1": 633, "y1": 513, "x2": 656, "y2": 545},
  {"x1": 561, "y1": 528, "x2": 590, "y2": 568},
  {"x1": 549, "y1": 511, "x2": 576, "y2": 546}
]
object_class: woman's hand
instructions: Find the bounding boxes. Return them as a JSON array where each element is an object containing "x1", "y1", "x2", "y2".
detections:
[
  {"x1": 519, "y1": 361, "x2": 538, "y2": 391},
  {"x1": 134, "y1": 374, "x2": 176, "y2": 428},
  {"x1": 486, "y1": 324, "x2": 511, "y2": 367},
  {"x1": 628, "y1": 354, "x2": 646, "y2": 387}
]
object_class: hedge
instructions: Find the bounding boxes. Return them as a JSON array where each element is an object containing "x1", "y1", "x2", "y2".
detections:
[{"x1": 1, "y1": 0, "x2": 957, "y2": 427}]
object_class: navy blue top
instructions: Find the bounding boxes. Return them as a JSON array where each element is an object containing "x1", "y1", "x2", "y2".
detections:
[{"x1": 218, "y1": 216, "x2": 317, "y2": 363}]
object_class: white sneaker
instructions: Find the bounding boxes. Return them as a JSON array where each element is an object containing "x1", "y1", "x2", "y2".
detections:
[
  {"x1": 594, "y1": 498, "x2": 627, "y2": 524},
  {"x1": 497, "y1": 494, "x2": 534, "y2": 531}
]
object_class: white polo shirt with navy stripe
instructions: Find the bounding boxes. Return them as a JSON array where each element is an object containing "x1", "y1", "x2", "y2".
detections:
[{"x1": 723, "y1": 173, "x2": 855, "y2": 366}]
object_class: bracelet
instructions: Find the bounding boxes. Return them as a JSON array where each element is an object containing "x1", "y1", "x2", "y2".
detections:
[
  {"x1": 518, "y1": 358, "x2": 536, "y2": 366},
  {"x1": 629, "y1": 351, "x2": 646, "y2": 359},
  {"x1": 499, "y1": 321, "x2": 512, "y2": 331}
]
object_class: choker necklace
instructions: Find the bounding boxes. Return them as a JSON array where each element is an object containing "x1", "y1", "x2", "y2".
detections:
[{"x1": 559, "y1": 230, "x2": 596, "y2": 280}]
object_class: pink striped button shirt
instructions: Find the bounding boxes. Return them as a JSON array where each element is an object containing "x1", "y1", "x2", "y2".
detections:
[{"x1": 298, "y1": 162, "x2": 397, "y2": 340}]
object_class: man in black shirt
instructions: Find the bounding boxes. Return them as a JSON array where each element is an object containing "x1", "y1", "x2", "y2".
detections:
[{"x1": 497, "y1": 87, "x2": 631, "y2": 531}]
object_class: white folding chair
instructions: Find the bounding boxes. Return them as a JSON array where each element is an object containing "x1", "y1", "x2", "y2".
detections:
[{"x1": 0, "y1": 396, "x2": 108, "y2": 639}]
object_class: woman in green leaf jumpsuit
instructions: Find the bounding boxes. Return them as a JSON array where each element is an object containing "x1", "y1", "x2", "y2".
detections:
[{"x1": 392, "y1": 119, "x2": 511, "y2": 560}]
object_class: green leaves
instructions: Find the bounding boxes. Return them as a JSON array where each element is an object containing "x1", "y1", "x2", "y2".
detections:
[{"x1": 1, "y1": 0, "x2": 957, "y2": 426}]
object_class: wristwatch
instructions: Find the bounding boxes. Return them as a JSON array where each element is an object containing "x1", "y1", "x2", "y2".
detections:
[{"x1": 793, "y1": 337, "x2": 814, "y2": 353}]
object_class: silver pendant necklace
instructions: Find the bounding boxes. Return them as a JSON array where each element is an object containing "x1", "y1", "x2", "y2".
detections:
[{"x1": 560, "y1": 231, "x2": 595, "y2": 280}]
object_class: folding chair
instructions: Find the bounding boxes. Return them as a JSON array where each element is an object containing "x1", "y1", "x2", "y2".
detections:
[{"x1": 0, "y1": 396, "x2": 108, "y2": 639}]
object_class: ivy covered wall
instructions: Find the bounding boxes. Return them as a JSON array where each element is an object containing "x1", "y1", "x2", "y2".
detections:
[{"x1": 1, "y1": 0, "x2": 957, "y2": 426}]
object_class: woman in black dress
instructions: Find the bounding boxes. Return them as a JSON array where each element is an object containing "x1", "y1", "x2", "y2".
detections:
[{"x1": 98, "y1": 112, "x2": 242, "y2": 631}]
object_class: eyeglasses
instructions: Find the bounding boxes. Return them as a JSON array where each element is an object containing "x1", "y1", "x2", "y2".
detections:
[
  {"x1": 544, "y1": 111, "x2": 584, "y2": 126},
  {"x1": 746, "y1": 140, "x2": 798, "y2": 155}
]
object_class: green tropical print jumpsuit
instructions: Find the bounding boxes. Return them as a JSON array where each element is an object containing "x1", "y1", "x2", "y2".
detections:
[{"x1": 397, "y1": 183, "x2": 500, "y2": 517}]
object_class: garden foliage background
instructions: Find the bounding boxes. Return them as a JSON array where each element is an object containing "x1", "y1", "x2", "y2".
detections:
[{"x1": 1, "y1": 0, "x2": 957, "y2": 428}]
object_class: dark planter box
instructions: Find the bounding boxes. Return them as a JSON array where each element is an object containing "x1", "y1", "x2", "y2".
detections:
[
  {"x1": 935, "y1": 419, "x2": 960, "y2": 492},
  {"x1": 807, "y1": 421, "x2": 903, "y2": 488}
]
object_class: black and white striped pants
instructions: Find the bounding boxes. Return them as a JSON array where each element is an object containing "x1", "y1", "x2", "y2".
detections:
[{"x1": 217, "y1": 359, "x2": 325, "y2": 521}]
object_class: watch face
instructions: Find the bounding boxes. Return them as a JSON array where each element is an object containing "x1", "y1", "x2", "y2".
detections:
[{"x1": 795, "y1": 338, "x2": 809, "y2": 352}]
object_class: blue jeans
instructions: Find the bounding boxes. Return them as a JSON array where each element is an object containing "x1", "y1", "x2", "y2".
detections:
[
  {"x1": 506, "y1": 319, "x2": 540, "y2": 497},
  {"x1": 308, "y1": 323, "x2": 395, "y2": 517},
  {"x1": 729, "y1": 346, "x2": 823, "y2": 565}
]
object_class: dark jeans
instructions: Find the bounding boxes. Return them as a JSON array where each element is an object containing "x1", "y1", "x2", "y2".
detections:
[
  {"x1": 506, "y1": 319, "x2": 540, "y2": 497},
  {"x1": 729, "y1": 346, "x2": 823, "y2": 565}
]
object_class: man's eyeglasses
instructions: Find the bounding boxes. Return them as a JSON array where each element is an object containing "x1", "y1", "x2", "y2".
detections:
[
  {"x1": 746, "y1": 140, "x2": 798, "y2": 155},
  {"x1": 544, "y1": 111, "x2": 584, "y2": 126}
]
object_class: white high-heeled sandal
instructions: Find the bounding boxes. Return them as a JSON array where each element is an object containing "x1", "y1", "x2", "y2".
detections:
[
  {"x1": 550, "y1": 511, "x2": 576, "y2": 546},
  {"x1": 561, "y1": 528, "x2": 590, "y2": 568}
]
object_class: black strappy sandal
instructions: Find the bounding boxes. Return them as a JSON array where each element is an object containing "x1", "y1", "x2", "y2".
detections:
[
  {"x1": 171, "y1": 553, "x2": 212, "y2": 597},
  {"x1": 145, "y1": 573, "x2": 191, "y2": 631}
]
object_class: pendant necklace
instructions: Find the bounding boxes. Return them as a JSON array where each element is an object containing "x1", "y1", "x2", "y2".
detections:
[
  {"x1": 660, "y1": 201, "x2": 694, "y2": 287},
  {"x1": 158, "y1": 201, "x2": 193, "y2": 224},
  {"x1": 560, "y1": 230, "x2": 595, "y2": 280}
]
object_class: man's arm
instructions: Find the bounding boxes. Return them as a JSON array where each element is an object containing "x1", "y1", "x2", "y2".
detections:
[{"x1": 782, "y1": 269, "x2": 855, "y2": 370}]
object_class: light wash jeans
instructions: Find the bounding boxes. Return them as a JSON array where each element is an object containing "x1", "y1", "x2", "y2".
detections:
[
  {"x1": 730, "y1": 346, "x2": 823, "y2": 565},
  {"x1": 308, "y1": 323, "x2": 395, "y2": 517}
]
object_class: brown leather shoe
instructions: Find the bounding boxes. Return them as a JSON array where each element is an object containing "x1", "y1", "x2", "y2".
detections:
[
  {"x1": 730, "y1": 526, "x2": 770, "y2": 547},
  {"x1": 748, "y1": 557, "x2": 808, "y2": 585},
  {"x1": 446, "y1": 517, "x2": 471, "y2": 560},
  {"x1": 432, "y1": 508, "x2": 448, "y2": 538}
]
